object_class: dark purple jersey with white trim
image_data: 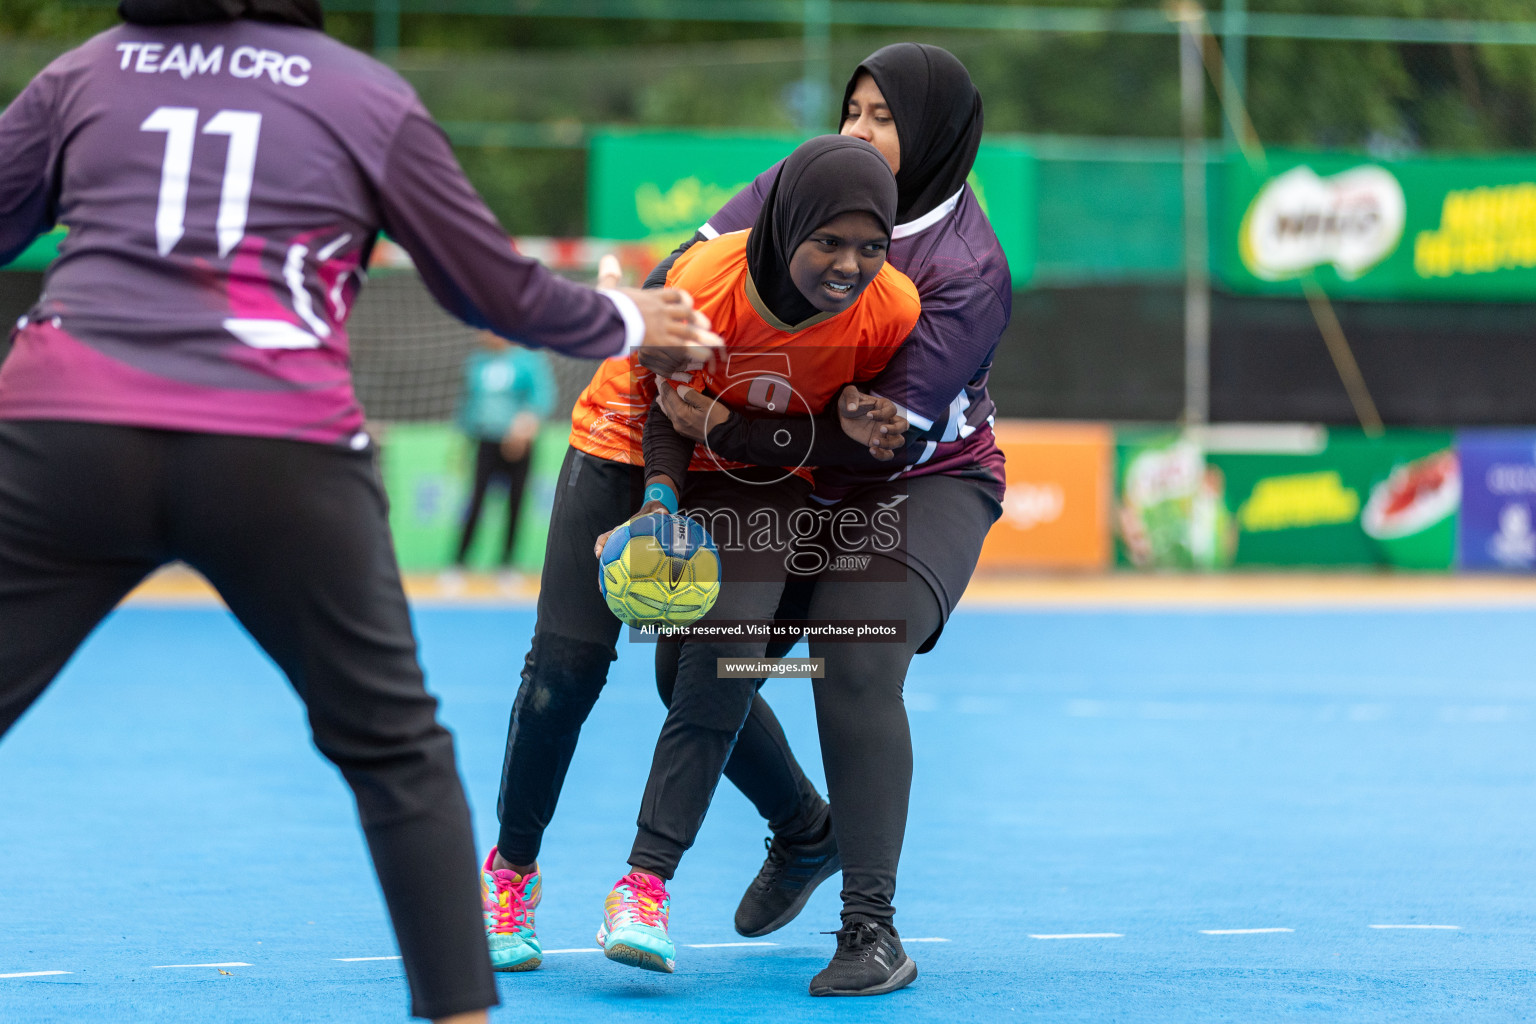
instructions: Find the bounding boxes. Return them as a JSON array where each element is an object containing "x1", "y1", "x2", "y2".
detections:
[
  {"x1": 0, "y1": 22, "x2": 632, "y2": 444},
  {"x1": 704, "y1": 162, "x2": 1009, "y2": 501}
]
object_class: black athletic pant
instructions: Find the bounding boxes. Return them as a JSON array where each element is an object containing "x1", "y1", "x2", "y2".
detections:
[
  {"x1": 495, "y1": 447, "x2": 826, "y2": 865},
  {"x1": 455, "y1": 439, "x2": 532, "y2": 566},
  {"x1": 655, "y1": 570, "x2": 939, "y2": 923},
  {"x1": 656, "y1": 473, "x2": 997, "y2": 924},
  {"x1": 0, "y1": 421, "x2": 495, "y2": 1021},
  {"x1": 626, "y1": 469, "x2": 813, "y2": 878}
]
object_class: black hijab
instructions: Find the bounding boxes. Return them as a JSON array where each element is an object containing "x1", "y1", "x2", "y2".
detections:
[
  {"x1": 744, "y1": 135, "x2": 897, "y2": 327},
  {"x1": 841, "y1": 43, "x2": 983, "y2": 224},
  {"x1": 119, "y1": 0, "x2": 323, "y2": 30}
]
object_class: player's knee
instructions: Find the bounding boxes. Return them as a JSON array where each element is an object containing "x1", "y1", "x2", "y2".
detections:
[
  {"x1": 817, "y1": 648, "x2": 910, "y2": 703},
  {"x1": 302, "y1": 671, "x2": 449, "y2": 761},
  {"x1": 667, "y1": 666, "x2": 758, "y2": 733},
  {"x1": 515, "y1": 632, "x2": 613, "y2": 732},
  {"x1": 312, "y1": 714, "x2": 459, "y2": 801}
]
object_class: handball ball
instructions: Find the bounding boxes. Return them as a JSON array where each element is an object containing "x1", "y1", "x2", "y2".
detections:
[{"x1": 598, "y1": 511, "x2": 721, "y2": 628}]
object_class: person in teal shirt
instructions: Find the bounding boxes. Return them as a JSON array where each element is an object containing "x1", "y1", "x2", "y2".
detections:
[{"x1": 455, "y1": 333, "x2": 558, "y2": 567}]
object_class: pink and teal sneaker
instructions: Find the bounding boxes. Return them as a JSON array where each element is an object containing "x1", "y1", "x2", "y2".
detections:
[
  {"x1": 481, "y1": 849, "x2": 542, "y2": 972},
  {"x1": 596, "y1": 871, "x2": 676, "y2": 973}
]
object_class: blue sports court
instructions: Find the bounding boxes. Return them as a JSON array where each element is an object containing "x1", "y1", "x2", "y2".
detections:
[{"x1": 3, "y1": 586, "x2": 1533, "y2": 1022}]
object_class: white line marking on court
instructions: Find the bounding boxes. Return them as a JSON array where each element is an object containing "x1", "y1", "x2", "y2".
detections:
[
  {"x1": 685, "y1": 942, "x2": 777, "y2": 948},
  {"x1": 904, "y1": 937, "x2": 951, "y2": 943},
  {"x1": 334, "y1": 956, "x2": 402, "y2": 962},
  {"x1": 1028, "y1": 933, "x2": 1123, "y2": 940},
  {"x1": 0, "y1": 971, "x2": 71, "y2": 978},
  {"x1": 150, "y1": 962, "x2": 252, "y2": 969},
  {"x1": 1200, "y1": 928, "x2": 1293, "y2": 935},
  {"x1": 542, "y1": 948, "x2": 602, "y2": 954},
  {"x1": 1370, "y1": 924, "x2": 1461, "y2": 930}
]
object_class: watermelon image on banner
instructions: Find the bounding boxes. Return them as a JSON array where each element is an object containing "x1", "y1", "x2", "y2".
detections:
[{"x1": 1361, "y1": 449, "x2": 1461, "y2": 569}]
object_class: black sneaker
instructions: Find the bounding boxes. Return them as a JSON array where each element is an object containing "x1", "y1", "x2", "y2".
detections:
[
  {"x1": 809, "y1": 920, "x2": 917, "y2": 996},
  {"x1": 734, "y1": 824, "x2": 841, "y2": 938}
]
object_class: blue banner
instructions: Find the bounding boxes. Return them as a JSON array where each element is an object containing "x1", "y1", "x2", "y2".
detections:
[{"x1": 1457, "y1": 430, "x2": 1536, "y2": 571}]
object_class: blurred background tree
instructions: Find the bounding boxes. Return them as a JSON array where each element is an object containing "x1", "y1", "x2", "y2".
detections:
[{"x1": 5, "y1": 1, "x2": 1536, "y2": 231}]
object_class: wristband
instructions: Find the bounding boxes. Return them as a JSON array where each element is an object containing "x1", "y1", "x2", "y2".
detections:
[{"x1": 644, "y1": 482, "x2": 679, "y2": 514}]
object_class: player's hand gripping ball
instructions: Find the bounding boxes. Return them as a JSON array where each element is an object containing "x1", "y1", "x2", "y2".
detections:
[{"x1": 598, "y1": 512, "x2": 721, "y2": 628}]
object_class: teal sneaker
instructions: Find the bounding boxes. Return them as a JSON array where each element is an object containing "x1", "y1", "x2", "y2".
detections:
[
  {"x1": 596, "y1": 871, "x2": 676, "y2": 973},
  {"x1": 481, "y1": 848, "x2": 542, "y2": 971}
]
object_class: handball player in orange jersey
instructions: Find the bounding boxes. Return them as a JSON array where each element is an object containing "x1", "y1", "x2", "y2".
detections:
[
  {"x1": 480, "y1": 137, "x2": 913, "y2": 979},
  {"x1": 642, "y1": 43, "x2": 1011, "y2": 996},
  {"x1": 589, "y1": 135, "x2": 917, "y2": 977}
]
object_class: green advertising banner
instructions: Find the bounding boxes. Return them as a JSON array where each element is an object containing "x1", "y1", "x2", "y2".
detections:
[
  {"x1": 1116, "y1": 427, "x2": 1459, "y2": 569},
  {"x1": 1221, "y1": 151, "x2": 1536, "y2": 300},
  {"x1": 589, "y1": 130, "x2": 1037, "y2": 284}
]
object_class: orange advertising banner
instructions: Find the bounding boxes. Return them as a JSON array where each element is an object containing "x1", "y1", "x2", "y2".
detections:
[{"x1": 977, "y1": 420, "x2": 1113, "y2": 572}]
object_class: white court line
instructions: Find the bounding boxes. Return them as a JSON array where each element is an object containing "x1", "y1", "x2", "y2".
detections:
[
  {"x1": 542, "y1": 948, "x2": 602, "y2": 954},
  {"x1": 1200, "y1": 928, "x2": 1293, "y2": 935},
  {"x1": 904, "y1": 938, "x2": 951, "y2": 943},
  {"x1": 685, "y1": 942, "x2": 777, "y2": 949},
  {"x1": 0, "y1": 971, "x2": 70, "y2": 978},
  {"x1": 151, "y1": 962, "x2": 252, "y2": 969},
  {"x1": 1370, "y1": 924, "x2": 1461, "y2": 930},
  {"x1": 334, "y1": 956, "x2": 402, "y2": 962},
  {"x1": 1029, "y1": 933, "x2": 1123, "y2": 940}
]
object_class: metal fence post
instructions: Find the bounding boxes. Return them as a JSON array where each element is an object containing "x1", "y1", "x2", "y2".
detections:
[
  {"x1": 375, "y1": 0, "x2": 400, "y2": 59},
  {"x1": 1222, "y1": 0, "x2": 1247, "y2": 147},
  {"x1": 1178, "y1": 8, "x2": 1211, "y2": 428},
  {"x1": 802, "y1": 0, "x2": 832, "y2": 133}
]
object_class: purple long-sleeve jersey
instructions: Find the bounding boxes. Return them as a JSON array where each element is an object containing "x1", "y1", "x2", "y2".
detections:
[
  {"x1": 0, "y1": 22, "x2": 637, "y2": 444},
  {"x1": 704, "y1": 164, "x2": 1010, "y2": 500}
]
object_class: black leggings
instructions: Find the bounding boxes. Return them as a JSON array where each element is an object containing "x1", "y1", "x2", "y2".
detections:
[
  {"x1": 455, "y1": 439, "x2": 532, "y2": 565},
  {"x1": 657, "y1": 567, "x2": 941, "y2": 924},
  {"x1": 655, "y1": 471, "x2": 999, "y2": 924},
  {"x1": 625, "y1": 469, "x2": 814, "y2": 879},
  {"x1": 495, "y1": 447, "x2": 826, "y2": 865},
  {"x1": 0, "y1": 421, "x2": 494, "y2": 1021}
]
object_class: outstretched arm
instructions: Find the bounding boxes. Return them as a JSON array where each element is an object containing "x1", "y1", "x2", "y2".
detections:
[{"x1": 378, "y1": 108, "x2": 718, "y2": 363}]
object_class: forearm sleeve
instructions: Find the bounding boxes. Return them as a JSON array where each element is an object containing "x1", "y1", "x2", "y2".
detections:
[
  {"x1": 643, "y1": 395, "x2": 696, "y2": 489},
  {"x1": 378, "y1": 109, "x2": 634, "y2": 360}
]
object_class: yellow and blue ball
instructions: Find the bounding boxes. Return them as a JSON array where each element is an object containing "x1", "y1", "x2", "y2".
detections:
[{"x1": 598, "y1": 511, "x2": 721, "y2": 627}]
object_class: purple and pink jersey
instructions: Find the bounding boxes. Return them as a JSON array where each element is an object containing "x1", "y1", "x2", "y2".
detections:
[
  {"x1": 0, "y1": 22, "x2": 635, "y2": 444},
  {"x1": 703, "y1": 165, "x2": 1011, "y2": 501}
]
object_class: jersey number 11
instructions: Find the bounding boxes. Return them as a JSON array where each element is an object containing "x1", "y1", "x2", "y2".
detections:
[{"x1": 140, "y1": 106, "x2": 262, "y2": 259}]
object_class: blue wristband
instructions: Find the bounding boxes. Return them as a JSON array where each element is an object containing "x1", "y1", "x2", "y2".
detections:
[{"x1": 644, "y1": 482, "x2": 679, "y2": 514}]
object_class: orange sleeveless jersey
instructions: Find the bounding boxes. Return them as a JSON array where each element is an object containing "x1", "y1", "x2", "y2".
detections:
[{"x1": 568, "y1": 229, "x2": 920, "y2": 482}]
